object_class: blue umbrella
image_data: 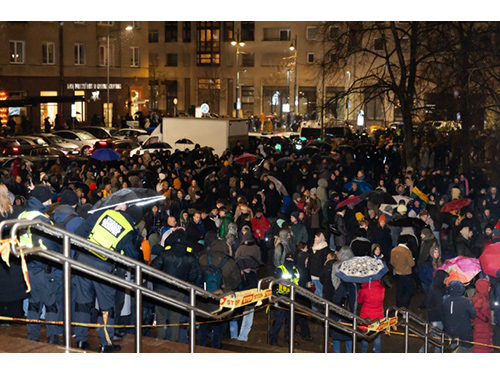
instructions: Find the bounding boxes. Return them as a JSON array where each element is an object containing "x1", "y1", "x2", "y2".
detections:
[
  {"x1": 336, "y1": 256, "x2": 389, "y2": 284},
  {"x1": 90, "y1": 148, "x2": 121, "y2": 161},
  {"x1": 344, "y1": 179, "x2": 373, "y2": 193}
]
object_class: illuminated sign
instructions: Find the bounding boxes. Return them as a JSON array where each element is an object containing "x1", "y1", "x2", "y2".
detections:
[{"x1": 67, "y1": 83, "x2": 122, "y2": 90}]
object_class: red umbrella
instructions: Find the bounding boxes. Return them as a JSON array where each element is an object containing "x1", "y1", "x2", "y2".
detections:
[
  {"x1": 234, "y1": 153, "x2": 257, "y2": 164},
  {"x1": 336, "y1": 195, "x2": 362, "y2": 210},
  {"x1": 440, "y1": 198, "x2": 472, "y2": 213},
  {"x1": 479, "y1": 242, "x2": 500, "y2": 277}
]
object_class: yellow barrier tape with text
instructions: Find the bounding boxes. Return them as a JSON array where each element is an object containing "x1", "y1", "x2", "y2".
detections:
[{"x1": 219, "y1": 288, "x2": 272, "y2": 308}]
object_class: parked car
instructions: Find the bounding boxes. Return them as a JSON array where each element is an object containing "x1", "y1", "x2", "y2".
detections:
[
  {"x1": 77, "y1": 126, "x2": 121, "y2": 140},
  {"x1": 93, "y1": 139, "x2": 140, "y2": 155},
  {"x1": 0, "y1": 137, "x2": 36, "y2": 156},
  {"x1": 114, "y1": 128, "x2": 149, "y2": 144},
  {"x1": 34, "y1": 133, "x2": 80, "y2": 156},
  {"x1": 52, "y1": 130, "x2": 100, "y2": 156},
  {"x1": 130, "y1": 140, "x2": 172, "y2": 156}
]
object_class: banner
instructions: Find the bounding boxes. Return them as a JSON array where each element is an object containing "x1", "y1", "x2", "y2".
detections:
[
  {"x1": 219, "y1": 288, "x2": 272, "y2": 308},
  {"x1": 365, "y1": 316, "x2": 398, "y2": 332}
]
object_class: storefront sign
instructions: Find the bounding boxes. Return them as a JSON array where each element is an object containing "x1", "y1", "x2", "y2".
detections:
[{"x1": 67, "y1": 83, "x2": 122, "y2": 90}]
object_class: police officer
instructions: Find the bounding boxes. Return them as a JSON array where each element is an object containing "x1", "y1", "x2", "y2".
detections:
[
  {"x1": 270, "y1": 252, "x2": 301, "y2": 347},
  {"x1": 73, "y1": 203, "x2": 141, "y2": 352},
  {"x1": 18, "y1": 185, "x2": 62, "y2": 344}
]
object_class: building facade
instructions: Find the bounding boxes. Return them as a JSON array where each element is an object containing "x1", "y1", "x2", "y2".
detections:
[{"x1": 0, "y1": 21, "x2": 149, "y2": 129}]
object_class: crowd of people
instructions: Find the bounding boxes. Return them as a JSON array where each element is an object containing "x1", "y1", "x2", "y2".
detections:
[{"x1": 0, "y1": 124, "x2": 499, "y2": 353}]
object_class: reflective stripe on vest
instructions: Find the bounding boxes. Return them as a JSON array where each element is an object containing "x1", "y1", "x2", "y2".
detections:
[
  {"x1": 18, "y1": 210, "x2": 49, "y2": 248},
  {"x1": 88, "y1": 210, "x2": 133, "y2": 260},
  {"x1": 277, "y1": 264, "x2": 300, "y2": 295}
]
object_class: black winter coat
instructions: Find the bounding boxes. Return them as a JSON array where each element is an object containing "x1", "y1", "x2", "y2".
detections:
[
  {"x1": 443, "y1": 280, "x2": 477, "y2": 347},
  {"x1": 426, "y1": 270, "x2": 448, "y2": 322}
]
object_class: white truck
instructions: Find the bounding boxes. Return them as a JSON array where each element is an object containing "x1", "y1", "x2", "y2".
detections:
[{"x1": 132, "y1": 117, "x2": 249, "y2": 156}]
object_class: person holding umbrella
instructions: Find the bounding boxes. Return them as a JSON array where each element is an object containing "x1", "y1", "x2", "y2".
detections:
[{"x1": 357, "y1": 279, "x2": 385, "y2": 353}]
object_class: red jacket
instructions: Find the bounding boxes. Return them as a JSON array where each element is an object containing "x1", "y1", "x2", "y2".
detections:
[
  {"x1": 357, "y1": 280, "x2": 385, "y2": 321},
  {"x1": 251, "y1": 215, "x2": 271, "y2": 241},
  {"x1": 471, "y1": 278, "x2": 493, "y2": 353}
]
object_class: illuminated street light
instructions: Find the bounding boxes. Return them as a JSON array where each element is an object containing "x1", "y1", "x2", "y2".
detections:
[{"x1": 231, "y1": 29, "x2": 245, "y2": 119}]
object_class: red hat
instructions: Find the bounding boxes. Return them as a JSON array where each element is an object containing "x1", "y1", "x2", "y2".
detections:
[
  {"x1": 89, "y1": 182, "x2": 97, "y2": 191},
  {"x1": 378, "y1": 214, "x2": 386, "y2": 223}
]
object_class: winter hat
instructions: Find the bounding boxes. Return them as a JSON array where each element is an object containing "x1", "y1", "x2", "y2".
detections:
[
  {"x1": 292, "y1": 192, "x2": 301, "y2": 201},
  {"x1": 277, "y1": 218, "x2": 286, "y2": 228},
  {"x1": 291, "y1": 211, "x2": 300, "y2": 220},
  {"x1": 242, "y1": 225, "x2": 251, "y2": 232},
  {"x1": 383, "y1": 205, "x2": 394, "y2": 216},
  {"x1": 355, "y1": 212, "x2": 365, "y2": 222},
  {"x1": 397, "y1": 204, "x2": 407, "y2": 213},
  {"x1": 310, "y1": 188, "x2": 317, "y2": 195},
  {"x1": 165, "y1": 228, "x2": 187, "y2": 247},
  {"x1": 89, "y1": 182, "x2": 97, "y2": 191},
  {"x1": 378, "y1": 214, "x2": 386, "y2": 223},
  {"x1": 31, "y1": 185, "x2": 52, "y2": 203},
  {"x1": 59, "y1": 189, "x2": 79, "y2": 206}
]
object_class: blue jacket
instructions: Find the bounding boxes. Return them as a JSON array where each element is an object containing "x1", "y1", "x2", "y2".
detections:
[{"x1": 443, "y1": 280, "x2": 477, "y2": 347}]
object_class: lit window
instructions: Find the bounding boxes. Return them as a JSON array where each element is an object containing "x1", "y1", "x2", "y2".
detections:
[{"x1": 10, "y1": 41, "x2": 25, "y2": 64}]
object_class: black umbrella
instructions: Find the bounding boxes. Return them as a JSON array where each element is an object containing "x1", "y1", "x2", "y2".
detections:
[
  {"x1": 67, "y1": 180, "x2": 90, "y2": 196},
  {"x1": 360, "y1": 190, "x2": 397, "y2": 205},
  {"x1": 389, "y1": 217, "x2": 426, "y2": 228},
  {"x1": 88, "y1": 188, "x2": 165, "y2": 215},
  {"x1": 275, "y1": 157, "x2": 295, "y2": 168},
  {"x1": 175, "y1": 138, "x2": 194, "y2": 144}
]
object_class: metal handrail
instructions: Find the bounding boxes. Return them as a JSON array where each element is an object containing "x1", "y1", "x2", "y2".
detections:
[
  {"x1": 385, "y1": 306, "x2": 455, "y2": 353},
  {"x1": 0, "y1": 219, "x2": 237, "y2": 353},
  {"x1": 258, "y1": 277, "x2": 381, "y2": 353}
]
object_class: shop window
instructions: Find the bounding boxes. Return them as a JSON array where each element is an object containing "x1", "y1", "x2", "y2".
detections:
[
  {"x1": 42, "y1": 42, "x2": 55, "y2": 65},
  {"x1": 10, "y1": 40, "x2": 25, "y2": 64}
]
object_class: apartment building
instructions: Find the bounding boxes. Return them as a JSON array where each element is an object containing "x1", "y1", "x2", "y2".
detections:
[{"x1": 0, "y1": 21, "x2": 149, "y2": 128}]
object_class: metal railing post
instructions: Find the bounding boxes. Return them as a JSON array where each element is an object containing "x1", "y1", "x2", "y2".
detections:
[
  {"x1": 289, "y1": 285, "x2": 295, "y2": 353},
  {"x1": 352, "y1": 317, "x2": 357, "y2": 353},
  {"x1": 405, "y1": 311, "x2": 409, "y2": 353},
  {"x1": 190, "y1": 288, "x2": 196, "y2": 353},
  {"x1": 324, "y1": 303, "x2": 329, "y2": 353},
  {"x1": 134, "y1": 265, "x2": 142, "y2": 353},
  {"x1": 62, "y1": 235, "x2": 72, "y2": 352},
  {"x1": 267, "y1": 303, "x2": 272, "y2": 345},
  {"x1": 424, "y1": 323, "x2": 429, "y2": 353},
  {"x1": 441, "y1": 332, "x2": 445, "y2": 353}
]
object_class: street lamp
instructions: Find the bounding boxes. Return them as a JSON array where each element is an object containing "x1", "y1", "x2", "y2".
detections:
[
  {"x1": 345, "y1": 71, "x2": 351, "y2": 123},
  {"x1": 231, "y1": 29, "x2": 245, "y2": 119},
  {"x1": 106, "y1": 24, "x2": 133, "y2": 127},
  {"x1": 289, "y1": 35, "x2": 298, "y2": 114}
]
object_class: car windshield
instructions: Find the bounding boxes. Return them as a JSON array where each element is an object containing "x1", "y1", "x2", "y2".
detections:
[
  {"x1": 109, "y1": 128, "x2": 120, "y2": 137},
  {"x1": 46, "y1": 135, "x2": 64, "y2": 143},
  {"x1": 75, "y1": 131, "x2": 96, "y2": 140},
  {"x1": 35, "y1": 138, "x2": 48, "y2": 146}
]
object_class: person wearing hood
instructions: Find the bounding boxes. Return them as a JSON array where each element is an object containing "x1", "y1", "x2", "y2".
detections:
[
  {"x1": 332, "y1": 207, "x2": 348, "y2": 250},
  {"x1": 371, "y1": 214, "x2": 393, "y2": 260},
  {"x1": 197, "y1": 238, "x2": 241, "y2": 349},
  {"x1": 419, "y1": 245, "x2": 443, "y2": 299},
  {"x1": 471, "y1": 278, "x2": 493, "y2": 353},
  {"x1": 418, "y1": 228, "x2": 438, "y2": 268},
  {"x1": 358, "y1": 279, "x2": 385, "y2": 353},
  {"x1": 273, "y1": 228, "x2": 292, "y2": 271},
  {"x1": 150, "y1": 228, "x2": 199, "y2": 343},
  {"x1": 309, "y1": 232, "x2": 333, "y2": 301},
  {"x1": 420, "y1": 269, "x2": 449, "y2": 353},
  {"x1": 18, "y1": 185, "x2": 62, "y2": 345},
  {"x1": 330, "y1": 246, "x2": 356, "y2": 353},
  {"x1": 443, "y1": 280, "x2": 477, "y2": 353},
  {"x1": 232, "y1": 227, "x2": 262, "y2": 341},
  {"x1": 390, "y1": 236, "x2": 415, "y2": 308}
]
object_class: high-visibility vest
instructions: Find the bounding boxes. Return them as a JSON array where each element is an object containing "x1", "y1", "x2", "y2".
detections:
[
  {"x1": 277, "y1": 264, "x2": 300, "y2": 295},
  {"x1": 87, "y1": 209, "x2": 134, "y2": 260},
  {"x1": 18, "y1": 210, "x2": 50, "y2": 249}
]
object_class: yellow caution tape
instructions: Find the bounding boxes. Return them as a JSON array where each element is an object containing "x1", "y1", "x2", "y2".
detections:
[{"x1": 219, "y1": 288, "x2": 273, "y2": 308}]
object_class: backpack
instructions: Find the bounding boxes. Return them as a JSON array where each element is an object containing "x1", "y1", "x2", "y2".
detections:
[
  {"x1": 51, "y1": 213, "x2": 80, "y2": 230},
  {"x1": 203, "y1": 253, "x2": 229, "y2": 292}
]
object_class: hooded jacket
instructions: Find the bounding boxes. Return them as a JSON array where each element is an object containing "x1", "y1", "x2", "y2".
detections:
[
  {"x1": 309, "y1": 232, "x2": 332, "y2": 278},
  {"x1": 426, "y1": 269, "x2": 448, "y2": 322},
  {"x1": 418, "y1": 228, "x2": 437, "y2": 267},
  {"x1": 357, "y1": 279, "x2": 385, "y2": 321},
  {"x1": 331, "y1": 246, "x2": 355, "y2": 290},
  {"x1": 235, "y1": 231, "x2": 262, "y2": 274},
  {"x1": 442, "y1": 280, "x2": 476, "y2": 347},
  {"x1": 471, "y1": 278, "x2": 493, "y2": 353},
  {"x1": 273, "y1": 229, "x2": 292, "y2": 269}
]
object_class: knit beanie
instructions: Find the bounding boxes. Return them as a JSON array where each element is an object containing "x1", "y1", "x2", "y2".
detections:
[
  {"x1": 355, "y1": 212, "x2": 365, "y2": 221},
  {"x1": 59, "y1": 189, "x2": 79, "y2": 206},
  {"x1": 378, "y1": 214, "x2": 386, "y2": 223},
  {"x1": 31, "y1": 185, "x2": 52, "y2": 203},
  {"x1": 397, "y1": 204, "x2": 407, "y2": 213}
]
